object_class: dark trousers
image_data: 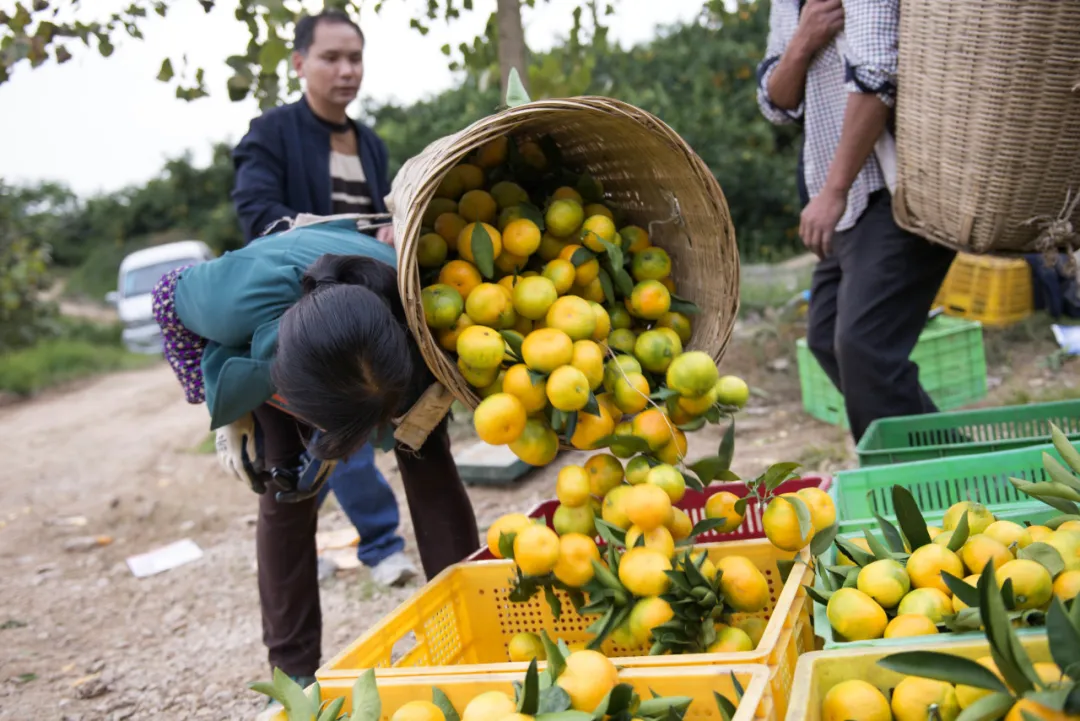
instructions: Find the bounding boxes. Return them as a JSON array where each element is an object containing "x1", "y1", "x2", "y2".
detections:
[
  {"x1": 252, "y1": 404, "x2": 479, "y2": 678},
  {"x1": 806, "y1": 191, "x2": 956, "y2": 442}
]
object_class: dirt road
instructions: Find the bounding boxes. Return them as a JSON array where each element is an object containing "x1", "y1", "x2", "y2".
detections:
[{"x1": 0, "y1": 321, "x2": 1061, "y2": 719}]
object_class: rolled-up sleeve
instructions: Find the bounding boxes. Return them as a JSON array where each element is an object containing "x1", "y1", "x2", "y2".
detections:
[
  {"x1": 841, "y1": 0, "x2": 899, "y2": 107},
  {"x1": 756, "y1": 0, "x2": 803, "y2": 125}
]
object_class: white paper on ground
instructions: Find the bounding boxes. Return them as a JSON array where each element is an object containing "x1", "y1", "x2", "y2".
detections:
[
  {"x1": 1052, "y1": 324, "x2": 1080, "y2": 355},
  {"x1": 126, "y1": 538, "x2": 204, "y2": 578}
]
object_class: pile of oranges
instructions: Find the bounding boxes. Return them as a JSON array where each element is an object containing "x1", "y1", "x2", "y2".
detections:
[{"x1": 417, "y1": 133, "x2": 744, "y2": 468}]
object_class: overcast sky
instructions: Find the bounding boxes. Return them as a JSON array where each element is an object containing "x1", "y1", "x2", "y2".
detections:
[{"x1": 0, "y1": 0, "x2": 705, "y2": 196}]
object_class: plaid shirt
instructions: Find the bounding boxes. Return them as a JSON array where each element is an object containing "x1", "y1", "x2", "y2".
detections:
[{"x1": 757, "y1": 0, "x2": 900, "y2": 232}]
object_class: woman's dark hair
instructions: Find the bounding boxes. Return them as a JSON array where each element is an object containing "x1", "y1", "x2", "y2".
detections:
[{"x1": 271, "y1": 254, "x2": 430, "y2": 461}]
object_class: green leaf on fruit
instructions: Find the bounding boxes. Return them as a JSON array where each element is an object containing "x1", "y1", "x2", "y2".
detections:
[
  {"x1": 714, "y1": 691, "x2": 738, "y2": 721},
  {"x1": 433, "y1": 688, "x2": 460, "y2": 721},
  {"x1": 598, "y1": 269, "x2": 615, "y2": 305},
  {"x1": 501, "y1": 330, "x2": 524, "y2": 361},
  {"x1": 862, "y1": 529, "x2": 895, "y2": 562},
  {"x1": 781, "y1": 494, "x2": 813, "y2": 542},
  {"x1": 876, "y1": 651, "x2": 1009, "y2": 692},
  {"x1": 835, "y1": 537, "x2": 874, "y2": 567},
  {"x1": 948, "y1": 512, "x2": 971, "y2": 552},
  {"x1": 471, "y1": 223, "x2": 496, "y2": 278},
  {"x1": 349, "y1": 669, "x2": 381, "y2": 721},
  {"x1": 518, "y1": 659, "x2": 541, "y2": 714},
  {"x1": 891, "y1": 485, "x2": 932, "y2": 551},
  {"x1": 761, "y1": 462, "x2": 801, "y2": 492},
  {"x1": 717, "y1": 419, "x2": 735, "y2": 473},
  {"x1": 669, "y1": 294, "x2": 701, "y2": 315},
  {"x1": 499, "y1": 531, "x2": 517, "y2": 561},
  {"x1": 872, "y1": 510, "x2": 907, "y2": 554},
  {"x1": 810, "y1": 523, "x2": 838, "y2": 557},
  {"x1": 540, "y1": 631, "x2": 567, "y2": 682},
  {"x1": 569, "y1": 247, "x2": 596, "y2": 268},
  {"x1": 942, "y1": 572, "x2": 980, "y2": 608},
  {"x1": 597, "y1": 237, "x2": 625, "y2": 270},
  {"x1": 1018, "y1": 542, "x2": 1066, "y2": 579},
  {"x1": 537, "y1": 686, "x2": 573, "y2": 714}
]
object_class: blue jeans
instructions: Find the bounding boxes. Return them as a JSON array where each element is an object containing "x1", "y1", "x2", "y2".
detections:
[{"x1": 317, "y1": 442, "x2": 405, "y2": 567}]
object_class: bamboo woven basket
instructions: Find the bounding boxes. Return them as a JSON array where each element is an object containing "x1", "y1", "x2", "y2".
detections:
[
  {"x1": 386, "y1": 97, "x2": 740, "y2": 410},
  {"x1": 893, "y1": 0, "x2": 1080, "y2": 256}
]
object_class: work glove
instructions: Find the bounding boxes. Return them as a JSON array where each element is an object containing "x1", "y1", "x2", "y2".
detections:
[
  {"x1": 267, "y1": 434, "x2": 338, "y2": 504},
  {"x1": 215, "y1": 412, "x2": 266, "y2": 494}
]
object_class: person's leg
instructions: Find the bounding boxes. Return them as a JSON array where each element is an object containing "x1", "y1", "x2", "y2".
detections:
[
  {"x1": 394, "y1": 419, "x2": 480, "y2": 579},
  {"x1": 832, "y1": 192, "x2": 956, "y2": 441},
  {"x1": 805, "y1": 251, "x2": 844, "y2": 391},
  {"x1": 253, "y1": 404, "x2": 322, "y2": 679},
  {"x1": 325, "y1": 443, "x2": 406, "y2": 567}
]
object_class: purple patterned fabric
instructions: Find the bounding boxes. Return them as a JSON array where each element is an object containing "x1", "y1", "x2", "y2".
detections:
[{"x1": 152, "y1": 266, "x2": 207, "y2": 404}]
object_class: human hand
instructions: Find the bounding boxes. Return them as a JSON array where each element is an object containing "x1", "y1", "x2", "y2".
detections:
[
  {"x1": 376, "y1": 224, "x2": 394, "y2": 246},
  {"x1": 795, "y1": 0, "x2": 844, "y2": 56},
  {"x1": 215, "y1": 412, "x2": 266, "y2": 494},
  {"x1": 800, "y1": 186, "x2": 847, "y2": 258}
]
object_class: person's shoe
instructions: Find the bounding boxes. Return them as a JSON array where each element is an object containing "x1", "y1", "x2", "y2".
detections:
[{"x1": 369, "y1": 551, "x2": 418, "y2": 587}]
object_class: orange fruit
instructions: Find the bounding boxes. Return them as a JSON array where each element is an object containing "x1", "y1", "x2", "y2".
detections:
[
  {"x1": 1004, "y1": 699, "x2": 1073, "y2": 721},
  {"x1": 546, "y1": 295, "x2": 598, "y2": 341},
  {"x1": 826, "y1": 587, "x2": 888, "y2": 641},
  {"x1": 490, "y1": 180, "x2": 529, "y2": 210},
  {"x1": 497, "y1": 275, "x2": 520, "y2": 294},
  {"x1": 509, "y1": 418, "x2": 559, "y2": 466},
  {"x1": 907, "y1": 544, "x2": 965, "y2": 596},
  {"x1": 667, "y1": 507, "x2": 693, "y2": 542},
  {"x1": 552, "y1": 186, "x2": 584, "y2": 203},
  {"x1": 646, "y1": 463, "x2": 686, "y2": 503},
  {"x1": 473, "y1": 393, "x2": 527, "y2": 445},
  {"x1": 434, "y1": 170, "x2": 464, "y2": 200},
  {"x1": 512, "y1": 276, "x2": 558, "y2": 320},
  {"x1": 417, "y1": 232, "x2": 448, "y2": 267},
  {"x1": 857, "y1": 559, "x2": 911, "y2": 609},
  {"x1": 707, "y1": 625, "x2": 754, "y2": 652},
  {"x1": 601, "y1": 484, "x2": 633, "y2": 530},
  {"x1": 585, "y1": 453, "x2": 624, "y2": 496},
  {"x1": 891, "y1": 677, "x2": 959, "y2": 721},
  {"x1": 559, "y1": 244, "x2": 600, "y2": 287},
  {"x1": 603, "y1": 355, "x2": 643, "y2": 392},
  {"x1": 619, "y1": 225, "x2": 650, "y2": 253},
  {"x1": 542, "y1": 259, "x2": 577, "y2": 295},
  {"x1": 609, "y1": 305, "x2": 633, "y2": 330},
  {"x1": 607, "y1": 328, "x2": 636, "y2": 354},
  {"x1": 796, "y1": 486, "x2": 837, "y2": 532},
  {"x1": 634, "y1": 329, "x2": 678, "y2": 372},
  {"x1": 705, "y1": 491, "x2": 744, "y2": 533},
  {"x1": 553, "y1": 533, "x2": 601, "y2": 588},
  {"x1": 571, "y1": 339, "x2": 605, "y2": 390},
  {"x1": 553, "y1": 503, "x2": 596, "y2": 537},
  {"x1": 1054, "y1": 569, "x2": 1080, "y2": 601},
  {"x1": 632, "y1": 408, "x2": 674, "y2": 451},
  {"x1": 506, "y1": 631, "x2": 546, "y2": 663},
  {"x1": 502, "y1": 363, "x2": 547, "y2": 413},
  {"x1": 762, "y1": 494, "x2": 815, "y2": 551},
  {"x1": 465, "y1": 282, "x2": 516, "y2": 329},
  {"x1": 960, "y1": 534, "x2": 1013, "y2": 575},
  {"x1": 618, "y1": 547, "x2": 673, "y2": 596},
  {"x1": 485, "y1": 513, "x2": 532, "y2": 558},
  {"x1": 678, "y1": 385, "x2": 718, "y2": 416},
  {"x1": 457, "y1": 222, "x2": 503, "y2": 264},
  {"x1": 942, "y1": 501, "x2": 995, "y2": 535},
  {"x1": 474, "y1": 136, "x2": 507, "y2": 169},
  {"x1": 438, "y1": 260, "x2": 483, "y2": 301},
  {"x1": 897, "y1": 587, "x2": 952, "y2": 623},
  {"x1": 580, "y1": 214, "x2": 618, "y2": 252},
  {"x1": 454, "y1": 163, "x2": 484, "y2": 192},
  {"x1": 654, "y1": 327, "x2": 684, "y2": 354},
  {"x1": 625, "y1": 455, "x2": 651, "y2": 485},
  {"x1": 624, "y1": 483, "x2": 674, "y2": 531},
  {"x1": 588, "y1": 302, "x2": 611, "y2": 342},
  {"x1": 502, "y1": 218, "x2": 542, "y2": 256},
  {"x1": 715, "y1": 375, "x2": 750, "y2": 408},
  {"x1": 546, "y1": 199, "x2": 585, "y2": 238},
  {"x1": 556, "y1": 465, "x2": 592, "y2": 507},
  {"x1": 437, "y1": 313, "x2": 474, "y2": 352},
  {"x1": 613, "y1": 373, "x2": 650, "y2": 414},
  {"x1": 583, "y1": 203, "x2": 613, "y2": 220},
  {"x1": 497, "y1": 205, "x2": 525, "y2": 231},
  {"x1": 983, "y1": 520, "x2": 1033, "y2": 550},
  {"x1": 546, "y1": 365, "x2": 591, "y2": 412},
  {"x1": 458, "y1": 358, "x2": 499, "y2": 388},
  {"x1": 821, "y1": 680, "x2": 891, "y2": 721},
  {"x1": 423, "y1": 197, "x2": 457, "y2": 226},
  {"x1": 392, "y1": 701, "x2": 447, "y2": 721},
  {"x1": 716, "y1": 555, "x2": 771, "y2": 612},
  {"x1": 624, "y1": 525, "x2": 676, "y2": 559},
  {"x1": 884, "y1": 614, "x2": 940, "y2": 639},
  {"x1": 521, "y1": 328, "x2": 574, "y2": 373},
  {"x1": 421, "y1": 284, "x2": 464, "y2": 329},
  {"x1": 513, "y1": 524, "x2": 560, "y2": 576},
  {"x1": 494, "y1": 251, "x2": 527, "y2": 275},
  {"x1": 629, "y1": 280, "x2": 672, "y2": 320},
  {"x1": 556, "y1": 650, "x2": 618, "y2": 712},
  {"x1": 572, "y1": 277, "x2": 606, "y2": 304},
  {"x1": 997, "y1": 558, "x2": 1053, "y2": 610},
  {"x1": 627, "y1": 596, "x2": 674, "y2": 644},
  {"x1": 459, "y1": 189, "x2": 497, "y2": 224},
  {"x1": 655, "y1": 311, "x2": 692, "y2": 345},
  {"x1": 456, "y1": 325, "x2": 506, "y2": 370},
  {"x1": 666, "y1": 350, "x2": 719, "y2": 398},
  {"x1": 477, "y1": 370, "x2": 505, "y2": 398},
  {"x1": 570, "y1": 402, "x2": 615, "y2": 451},
  {"x1": 537, "y1": 233, "x2": 567, "y2": 262},
  {"x1": 631, "y1": 247, "x2": 672, "y2": 281}
]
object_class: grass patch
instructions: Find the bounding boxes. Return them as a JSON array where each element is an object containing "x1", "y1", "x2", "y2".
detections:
[{"x1": 0, "y1": 319, "x2": 156, "y2": 396}]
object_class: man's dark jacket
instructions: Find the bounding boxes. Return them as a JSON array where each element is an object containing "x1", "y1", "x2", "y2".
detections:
[{"x1": 231, "y1": 95, "x2": 390, "y2": 242}]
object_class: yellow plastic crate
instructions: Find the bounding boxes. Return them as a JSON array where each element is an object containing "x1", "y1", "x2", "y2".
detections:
[
  {"x1": 934, "y1": 253, "x2": 1033, "y2": 327},
  {"x1": 275, "y1": 665, "x2": 776, "y2": 721},
  {"x1": 318, "y1": 539, "x2": 814, "y2": 719},
  {"x1": 784, "y1": 632, "x2": 1050, "y2": 721}
]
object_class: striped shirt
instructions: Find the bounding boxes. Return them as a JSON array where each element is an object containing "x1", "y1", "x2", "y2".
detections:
[
  {"x1": 756, "y1": 0, "x2": 900, "y2": 232},
  {"x1": 330, "y1": 151, "x2": 374, "y2": 214}
]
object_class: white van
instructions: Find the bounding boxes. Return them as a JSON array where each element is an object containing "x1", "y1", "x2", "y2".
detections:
[{"x1": 106, "y1": 240, "x2": 215, "y2": 354}]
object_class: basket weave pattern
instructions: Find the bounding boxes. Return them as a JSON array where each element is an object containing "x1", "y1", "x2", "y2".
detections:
[
  {"x1": 893, "y1": 0, "x2": 1080, "y2": 255},
  {"x1": 387, "y1": 97, "x2": 740, "y2": 409}
]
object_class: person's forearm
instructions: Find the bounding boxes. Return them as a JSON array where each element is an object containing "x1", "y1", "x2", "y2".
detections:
[
  {"x1": 767, "y1": 35, "x2": 817, "y2": 110},
  {"x1": 823, "y1": 93, "x2": 891, "y2": 195}
]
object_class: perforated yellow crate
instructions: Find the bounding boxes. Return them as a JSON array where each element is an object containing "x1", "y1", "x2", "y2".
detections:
[
  {"x1": 274, "y1": 664, "x2": 775, "y2": 721},
  {"x1": 934, "y1": 253, "x2": 1033, "y2": 327},
  {"x1": 318, "y1": 539, "x2": 814, "y2": 719},
  {"x1": 784, "y1": 633, "x2": 1050, "y2": 721}
]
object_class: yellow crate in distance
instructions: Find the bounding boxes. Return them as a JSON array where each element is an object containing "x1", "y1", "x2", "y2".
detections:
[
  {"x1": 318, "y1": 539, "x2": 815, "y2": 720},
  {"x1": 934, "y1": 253, "x2": 1033, "y2": 327},
  {"x1": 784, "y1": 632, "x2": 1050, "y2": 721},
  {"x1": 274, "y1": 665, "x2": 776, "y2": 721}
]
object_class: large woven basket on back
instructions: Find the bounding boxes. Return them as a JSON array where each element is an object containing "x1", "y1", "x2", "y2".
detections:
[
  {"x1": 386, "y1": 97, "x2": 739, "y2": 410},
  {"x1": 893, "y1": 0, "x2": 1080, "y2": 256}
]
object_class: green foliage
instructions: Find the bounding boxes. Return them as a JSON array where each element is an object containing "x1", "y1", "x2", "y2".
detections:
[{"x1": 0, "y1": 180, "x2": 60, "y2": 352}]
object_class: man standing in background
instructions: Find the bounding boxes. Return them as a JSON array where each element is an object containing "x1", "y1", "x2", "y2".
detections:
[
  {"x1": 229, "y1": 7, "x2": 417, "y2": 688},
  {"x1": 756, "y1": 0, "x2": 955, "y2": 441}
]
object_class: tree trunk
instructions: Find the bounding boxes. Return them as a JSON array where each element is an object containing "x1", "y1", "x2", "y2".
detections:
[{"x1": 496, "y1": 0, "x2": 529, "y2": 95}]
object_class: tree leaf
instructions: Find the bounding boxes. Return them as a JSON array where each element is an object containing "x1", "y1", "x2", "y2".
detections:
[
  {"x1": 810, "y1": 523, "x2": 838, "y2": 557},
  {"x1": 272, "y1": 667, "x2": 315, "y2": 721},
  {"x1": 1018, "y1": 543, "x2": 1066, "y2": 579},
  {"x1": 891, "y1": 485, "x2": 932, "y2": 551},
  {"x1": 714, "y1": 691, "x2": 738, "y2": 721},
  {"x1": 576, "y1": 173, "x2": 604, "y2": 204},
  {"x1": 516, "y1": 202, "x2": 546, "y2": 231},
  {"x1": 872, "y1": 510, "x2": 907, "y2": 554},
  {"x1": 668, "y1": 294, "x2": 701, "y2": 315},
  {"x1": 249, "y1": 681, "x2": 284, "y2": 705},
  {"x1": 948, "y1": 511, "x2": 971, "y2": 552},
  {"x1": 505, "y1": 67, "x2": 532, "y2": 107},
  {"x1": 650, "y1": 387, "x2": 680, "y2": 401},
  {"x1": 544, "y1": 584, "x2": 563, "y2": 619},
  {"x1": 1010, "y1": 479, "x2": 1080, "y2": 515},
  {"x1": 1044, "y1": 452, "x2": 1080, "y2": 493},
  {"x1": 781, "y1": 494, "x2": 812, "y2": 543},
  {"x1": 569, "y1": 247, "x2": 596, "y2": 268},
  {"x1": 501, "y1": 330, "x2": 524, "y2": 361},
  {"x1": 677, "y1": 417, "x2": 707, "y2": 432},
  {"x1": 942, "y1": 572, "x2": 980, "y2": 609},
  {"x1": 862, "y1": 529, "x2": 895, "y2": 562},
  {"x1": 471, "y1": 222, "x2": 495, "y2": 278},
  {"x1": 761, "y1": 462, "x2": 801, "y2": 492},
  {"x1": 689, "y1": 455, "x2": 725, "y2": 484},
  {"x1": 1047, "y1": 597, "x2": 1080, "y2": 677},
  {"x1": 518, "y1": 659, "x2": 541, "y2": 714},
  {"x1": 432, "y1": 687, "x2": 460, "y2": 721},
  {"x1": 1026, "y1": 689, "x2": 1072, "y2": 711},
  {"x1": 979, "y1": 564, "x2": 1035, "y2": 695},
  {"x1": 954, "y1": 692, "x2": 1016, "y2": 721},
  {"x1": 731, "y1": 671, "x2": 745, "y2": 701},
  {"x1": 1051, "y1": 423, "x2": 1080, "y2": 474},
  {"x1": 836, "y1": 537, "x2": 875, "y2": 567},
  {"x1": 540, "y1": 631, "x2": 566, "y2": 682},
  {"x1": 582, "y1": 392, "x2": 600, "y2": 418},
  {"x1": 594, "y1": 519, "x2": 627, "y2": 547},
  {"x1": 777, "y1": 558, "x2": 798, "y2": 584},
  {"x1": 349, "y1": 669, "x2": 380, "y2": 721},
  {"x1": 604, "y1": 684, "x2": 636, "y2": 716},
  {"x1": 876, "y1": 652, "x2": 1009, "y2": 693},
  {"x1": 592, "y1": 434, "x2": 650, "y2": 455},
  {"x1": 637, "y1": 696, "x2": 693, "y2": 718},
  {"x1": 499, "y1": 531, "x2": 518, "y2": 561},
  {"x1": 717, "y1": 419, "x2": 735, "y2": 472},
  {"x1": 598, "y1": 269, "x2": 615, "y2": 305},
  {"x1": 805, "y1": 584, "x2": 833, "y2": 606},
  {"x1": 156, "y1": 57, "x2": 174, "y2": 82},
  {"x1": 690, "y1": 517, "x2": 731, "y2": 539},
  {"x1": 318, "y1": 697, "x2": 346, "y2": 721},
  {"x1": 612, "y1": 269, "x2": 634, "y2": 298},
  {"x1": 537, "y1": 686, "x2": 573, "y2": 714},
  {"x1": 596, "y1": 237, "x2": 624, "y2": 270}
]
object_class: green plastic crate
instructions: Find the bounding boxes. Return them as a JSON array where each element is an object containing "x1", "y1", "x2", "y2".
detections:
[
  {"x1": 834, "y1": 440, "x2": 1077, "y2": 535},
  {"x1": 796, "y1": 316, "x2": 988, "y2": 429},
  {"x1": 856, "y1": 400, "x2": 1080, "y2": 467}
]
